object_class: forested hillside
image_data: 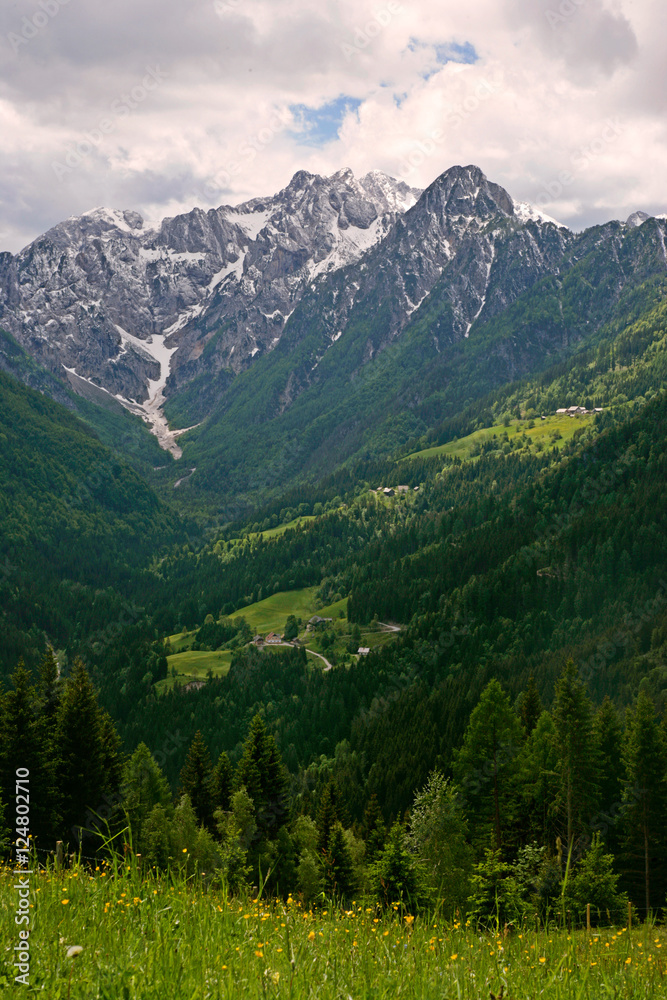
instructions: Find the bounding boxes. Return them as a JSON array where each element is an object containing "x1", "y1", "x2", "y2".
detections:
[
  {"x1": 0, "y1": 370, "x2": 182, "y2": 677},
  {"x1": 168, "y1": 221, "x2": 667, "y2": 514}
]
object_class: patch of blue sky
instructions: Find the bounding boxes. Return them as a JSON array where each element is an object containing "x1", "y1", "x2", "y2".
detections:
[
  {"x1": 435, "y1": 41, "x2": 478, "y2": 65},
  {"x1": 407, "y1": 37, "x2": 479, "y2": 78},
  {"x1": 287, "y1": 96, "x2": 363, "y2": 147}
]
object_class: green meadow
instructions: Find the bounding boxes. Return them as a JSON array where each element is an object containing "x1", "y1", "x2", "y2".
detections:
[
  {"x1": 2, "y1": 859, "x2": 665, "y2": 999},
  {"x1": 407, "y1": 413, "x2": 594, "y2": 462},
  {"x1": 155, "y1": 650, "x2": 233, "y2": 694},
  {"x1": 229, "y1": 588, "x2": 320, "y2": 634}
]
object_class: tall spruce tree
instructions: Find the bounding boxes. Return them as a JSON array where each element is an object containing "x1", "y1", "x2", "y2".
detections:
[
  {"x1": 236, "y1": 715, "x2": 288, "y2": 840},
  {"x1": 56, "y1": 658, "x2": 117, "y2": 844},
  {"x1": 122, "y1": 743, "x2": 173, "y2": 851},
  {"x1": 0, "y1": 662, "x2": 58, "y2": 846},
  {"x1": 517, "y1": 710, "x2": 559, "y2": 845},
  {"x1": 324, "y1": 823, "x2": 355, "y2": 899},
  {"x1": 521, "y1": 675, "x2": 543, "y2": 735},
  {"x1": 179, "y1": 731, "x2": 214, "y2": 830},
  {"x1": 38, "y1": 646, "x2": 61, "y2": 726},
  {"x1": 593, "y1": 697, "x2": 625, "y2": 853},
  {"x1": 551, "y1": 661, "x2": 600, "y2": 849},
  {"x1": 364, "y1": 793, "x2": 386, "y2": 863},
  {"x1": 452, "y1": 678, "x2": 522, "y2": 850},
  {"x1": 210, "y1": 751, "x2": 234, "y2": 813},
  {"x1": 621, "y1": 690, "x2": 667, "y2": 914},
  {"x1": 317, "y1": 781, "x2": 339, "y2": 855}
]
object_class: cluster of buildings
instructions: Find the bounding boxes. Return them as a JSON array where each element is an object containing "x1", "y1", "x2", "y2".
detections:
[
  {"x1": 556, "y1": 405, "x2": 604, "y2": 416},
  {"x1": 374, "y1": 485, "x2": 418, "y2": 497},
  {"x1": 252, "y1": 632, "x2": 288, "y2": 646}
]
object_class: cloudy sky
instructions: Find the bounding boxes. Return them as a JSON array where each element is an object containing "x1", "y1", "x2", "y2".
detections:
[{"x1": 0, "y1": 0, "x2": 664, "y2": 252}]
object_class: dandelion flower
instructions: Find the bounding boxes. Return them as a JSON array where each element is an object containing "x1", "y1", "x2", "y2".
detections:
[
  {"x1": 61, "y1": 899, "x2": 69, "y2": 905},
  {"x1": 539, "y1": 957, "x2": 546, "y2": 964},
  {"x1": 308, "y1": 931, "x2": 316, "y2": 941}
]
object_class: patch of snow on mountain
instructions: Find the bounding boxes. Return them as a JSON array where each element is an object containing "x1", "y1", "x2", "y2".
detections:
[
  {"x1": 514, "y1": 201, "x2": 566, "y2": 228},
  {"x1": 228, "y1": 208, "x2": 272, "y2": 240}
]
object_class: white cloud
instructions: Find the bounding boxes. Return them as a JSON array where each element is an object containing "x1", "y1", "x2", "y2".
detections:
[{"x1": 0, "y1": 0, "x2": 664, "y2": 252}]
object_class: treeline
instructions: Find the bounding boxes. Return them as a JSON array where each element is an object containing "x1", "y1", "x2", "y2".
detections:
[{"x1": 3, "y1": 654, "x2": 665, "y2": 925}]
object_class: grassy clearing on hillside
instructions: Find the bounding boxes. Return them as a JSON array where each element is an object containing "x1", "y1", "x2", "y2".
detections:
[
  {"x1": 249, "y1": 515, "x2": 317, "y2": 541},
  {"x1": 165, "y1": 630, "x2": 197, "y2": 653},
  {"x1": 2, "y1": 859, "x2": 665, "y2": 999},
  {"x1": 407, "y1": 414, "x2": 594, "y2": 462},
  {"x1": 155, "y1": 650, "x2": 232, "y2": 694},
  {"x1": 230, "y1": 588, "x2": 319, "y2": 634},
  {"x1": 316, "y1": 596, "x2": 348, "y2": 620}
]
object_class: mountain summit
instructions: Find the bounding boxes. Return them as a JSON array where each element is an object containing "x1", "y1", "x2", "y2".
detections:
[{"x1": 1, "y1": 164, "x2": 665, "y2": 461}]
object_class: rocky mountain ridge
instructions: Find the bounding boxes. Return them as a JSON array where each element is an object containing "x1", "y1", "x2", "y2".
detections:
[
  {"x1": 0, "y1": 168, "x2": 419, "y2": 450},
  {"x1": 1, "y1": 164, "x2": 665, "y2": 458}
]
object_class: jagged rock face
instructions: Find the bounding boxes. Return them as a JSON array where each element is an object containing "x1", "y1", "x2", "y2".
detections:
[
  {"x1": 0, "y1": 170, "x2": 419, "y2": 404},
  {"x1": 167, "y1": 169, "x2": 419, "y2": 388},
  {"x1": 3, "y1": 162, "x2": 665, "y2": 448},
  {"x1": 276, "y1": 164, "x2": 573, "y2": 392}
]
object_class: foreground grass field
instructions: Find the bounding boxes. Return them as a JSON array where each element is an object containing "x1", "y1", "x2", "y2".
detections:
[{"x1": 2, "y1": 860, "x2": 665, "y2": 998}]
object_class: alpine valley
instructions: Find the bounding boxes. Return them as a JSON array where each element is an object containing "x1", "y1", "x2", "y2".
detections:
[{"x1": 2, "y1": 162, "x2": 667, "y2": 923}]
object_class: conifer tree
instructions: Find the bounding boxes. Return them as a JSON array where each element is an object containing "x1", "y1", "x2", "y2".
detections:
[
  {"x1": 236, "y1": 715, "x2": 288, "y2": 839},
  {"x1": 551, "y1": 660, "x2": 600, "y2": 849},
  {"x1": 369, "y1": 822, "x2": 428, "y2": 909},
  {"x1": 364, "y1": 792, "x2": 386, "y2": 863},
  {"x1": 621, "y1": 690, "x2": 667, "y2": 914},
  {"x1": 56, "y1": 657, "x2": 115, "y2": 843},
  {"x1": 593, "y1": 696, "x2": 624, "y2": 852},
  {"x1": 317, "y1": 781, "x2": 339, "y2": 855},
  {"x1": 324, "y1": 822, "x2": 355, "y2": 899},
  {"x1": 453, "y1": 679, "x2": 522, "y2": 850},
  {"x1": 179, "y1": 731, "x2": 214, "y2": 830},
  {"x1": 517, "y1": 710, "x2": 559, "y2": 844},
  {"x1": 520, "y1": 675, "x2": 542, "y2": 735},
  {"x1": 210, "y1": 751, "x2": 233, "y2": 813},
  {"x1": 38, "y1": 646, "x2": 61, "y2": 725},
  {"x1": 0, "y1": 661, "x2": 58, "y2": 845},
  {"x1": 122, "y1": 743, "x2": 173, "y2": 851}
]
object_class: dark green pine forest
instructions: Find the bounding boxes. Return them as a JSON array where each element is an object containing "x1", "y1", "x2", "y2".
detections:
[{"x1": 1, "y1": 258, "x2": 667, "y2": 924}]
